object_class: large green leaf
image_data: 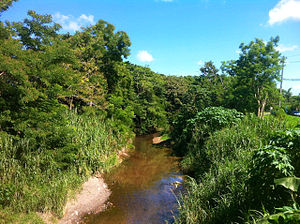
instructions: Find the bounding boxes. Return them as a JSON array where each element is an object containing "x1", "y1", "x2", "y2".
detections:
[{"x1": 274, "y1": 177, "x2": 300, "y2": 192}]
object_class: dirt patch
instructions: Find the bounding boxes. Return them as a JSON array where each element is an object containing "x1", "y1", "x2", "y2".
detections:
[
  {"x1": 152, "y1": 136, "x2": 163, "y2": 144},
  {"x1": 59, "y1": 176, "x2": 110, "y2": 224},
  {"x1": 40, "y1": 176, "x2": 111, "y2": 224},
  {"x1": 40, "y1": 145, "x2": 132, "y2": 224}
]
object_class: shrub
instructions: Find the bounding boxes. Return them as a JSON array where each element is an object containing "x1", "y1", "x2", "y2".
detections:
[
  {"x1": 247, "y1": 145, "x2": 294, "y2": 210},
  {"x1": 269, "y1": 129, "x2": 300, "y2": 176},
  {"x1": 173, "y1": 107, "x2": 244, "y2": 156},
  {"x1": 175, "y1": 115, "x2": 293, "y2": 224}
]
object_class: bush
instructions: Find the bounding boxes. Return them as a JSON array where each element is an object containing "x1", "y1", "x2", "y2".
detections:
[
  {"x1": 269, "y1": 129, "x2": 300, "y2": 176},
  {"x1": 181, "y1": 114, "x2": 282, "y2": 176},
  {"x1": 247, "y1": 145, "x2": 294, "y2": 209},
  {"x1": 175, "y1": 115, "x2": 293, "y2": 224},
  {"x1": 173, "y1": 107, "x2": 244, "y2": 156}
]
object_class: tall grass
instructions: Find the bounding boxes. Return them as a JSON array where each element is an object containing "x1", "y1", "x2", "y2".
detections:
[
  {"x1": 175, "y1": 115, "x2": 294, "y2": 224},
  {"x1": 0, "y1": 110, "x2": 133, "y2": 219}
]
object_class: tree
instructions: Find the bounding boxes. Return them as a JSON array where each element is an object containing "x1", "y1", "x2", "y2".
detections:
[
  {"x1": 198, "y1": 61, "x2": 226, "y2": 106},
  {"x1": 71, "y1": 20, "x2": 131, "y2": 92},
  {"x1": 10, "y1": 10, "x2": 61, "y2": 51},
  {"x1": 0, "y1": 0, "x2": 18, "y2": 15},
  {"x1": 199, "y1": 61, "x2": 223, "y2": 85},
  {"x1": 222, "y1": 37, "x2": 282, "y2": 118},
  {"x1": 284, "y1": 88, "x2": 292, "y2": 103}
]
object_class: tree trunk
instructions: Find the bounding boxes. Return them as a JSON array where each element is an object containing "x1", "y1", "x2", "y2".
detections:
[
  {"x1": 261, "y1": 97, "x2": 267, "y2": 119},
  {"x1": 257, "y1": 99, "x2": 261, "y2": 117},
  {"x1": 69, "y1": 97, "x2": 73, "y2": 110}
]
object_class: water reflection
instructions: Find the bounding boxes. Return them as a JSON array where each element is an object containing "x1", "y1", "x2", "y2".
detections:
[{"x1": 83, "y1": 134, "x2": 184, "y2": 224}]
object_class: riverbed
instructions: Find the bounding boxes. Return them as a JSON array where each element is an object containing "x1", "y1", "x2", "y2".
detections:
[{"x1": 82, "y1": 134, "x2": 184, "y2": 224}]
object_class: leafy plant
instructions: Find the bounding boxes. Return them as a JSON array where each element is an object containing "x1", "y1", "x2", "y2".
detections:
[
  {"x1": 270, "y1": 129, "x2": 300, "y2": 176},
  {"x1": 253, "y1": 177, "x2": 300, "y2": 224},
  {"x1": 248, "y1": 145, "x2": 294, "y2": 210}
]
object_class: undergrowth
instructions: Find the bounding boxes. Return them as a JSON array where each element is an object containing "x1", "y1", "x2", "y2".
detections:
[
  {"x1": 175, "y1": 115, "x2": 298, "y2": 224},
  {"x1": 0, "y1": 110, "x2": 133, "y2": 221}
]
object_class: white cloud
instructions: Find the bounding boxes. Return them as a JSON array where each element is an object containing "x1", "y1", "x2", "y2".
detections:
[
  {"x1": 197, "y1": 60, "x2": 204, "y2": 66},
  {"x1": 292, "y1": 84, "x2": 300, "y2": 95},
  {"x1": 276, "y1": 44, "x2": 298, "y2": 52},
  {"x1": 137, "y1": 50, "x2": 154, "y2": 62},
  {"x1": 79, "y1": 14, "x2": 95, "y2": 24},
  {"x1": 52, "y1": 12, "x2": 96, "y2": 32},
  {"x1": 268, "y1": 0, "x2": 300, "y2": 25},
  {"x1": 53, "y1": 12, "x2": 69, "y2": 24},
  {"x1": 64, "y1": 21, "x2": 81, "y2": 31},
  {"x1": 235, "y1": 49, "x2": 242, "y2": 54}
]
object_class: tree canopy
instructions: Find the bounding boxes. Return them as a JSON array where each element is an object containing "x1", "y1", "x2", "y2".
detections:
[{"x1": 222, "y1": 37, "x2": 282, "y2": 118}]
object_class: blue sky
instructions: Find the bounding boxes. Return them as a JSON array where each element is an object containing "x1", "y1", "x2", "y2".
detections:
[{"x1": 2, "y1": 0, "x2": 300, "y2": 95}]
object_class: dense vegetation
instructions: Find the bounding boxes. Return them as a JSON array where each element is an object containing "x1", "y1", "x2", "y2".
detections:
[
  {"x1": 174, "y1": 114, "x2": 300, "y2": 224},
  {"x1": 1, "y1": 1, "x2": 299, "y2": 223}
]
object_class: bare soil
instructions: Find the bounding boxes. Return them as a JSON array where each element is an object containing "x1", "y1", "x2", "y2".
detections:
[
  {"x1": 59, "y1": 176, "x2": 110, "y2": 224},
  {"x1": 40, "y1": 176, "x2": 111, "y2": 224},
  {"x1": 152, "y1": 136, "x2": 163, "y2": 144}
]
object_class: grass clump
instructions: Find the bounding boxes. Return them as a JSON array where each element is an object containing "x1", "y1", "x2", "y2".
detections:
[
  {"x1": 0, "y1": 208, "x2": 44, "y2": 224},
  {"x1": 175, "y1": 114, "x2": 299, "y2": 224},
  {"x1": 0, "y1": 110, "x2": 132, "y2": 220}
]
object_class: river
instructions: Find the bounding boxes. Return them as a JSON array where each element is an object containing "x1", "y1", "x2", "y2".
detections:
[{"x1": 82, "y1": 134, "x2": 184, "y2": 224}]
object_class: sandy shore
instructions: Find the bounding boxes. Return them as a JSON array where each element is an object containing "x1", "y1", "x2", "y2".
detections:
[
  {"x1": 40, "y1": 176, "x2": 111, "y2": 224},
  {"x1": 40, "y1": 146, "x2": 132, "y2": 223},
  {"x1": 60, "y1": 176, "x2": 110, "y2": 224},
  {"x1": 152, "y1": 136, "x2": 163, "y2": 144}
]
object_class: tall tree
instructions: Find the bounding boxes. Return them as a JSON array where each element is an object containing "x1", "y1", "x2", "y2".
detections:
[
  {"x1": 199, "y1": 61, "x2": 223, "y2": 85},
  {"x1": 10, "y1": 10, "x2": 61, "y2": 51},
  {"x1": 198, "y1": 61, "x2": 226, "y2": 107},
  {"x1": 222, "y1": 37, "x2": 282, "y2": 118},
  {"x1": 0, "y1": 0, "x2": 18, "y2": 15}
]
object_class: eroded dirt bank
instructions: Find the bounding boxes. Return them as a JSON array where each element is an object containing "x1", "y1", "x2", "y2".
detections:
[
  {"x1": 59, "y1": 176, "x2": 110, "y2": 224},
  {"x1": 40, "y1": 176, "x2": 111, "y2": 224}
]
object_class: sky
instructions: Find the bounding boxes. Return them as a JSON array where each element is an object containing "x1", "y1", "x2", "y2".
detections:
[{"x1": 1, "y1": 0, "x2": 300, "y2": 95}]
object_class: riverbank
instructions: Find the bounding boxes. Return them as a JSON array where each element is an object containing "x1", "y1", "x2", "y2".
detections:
[
  {"x1": 0, "y1": 110, "x2": 134, "y2": 224},
  {"x1": 40, "y1": 145, "x2": 132, "y2": 224},
  {"x1": 40, "y1": 176, "x2": 110, "y2": 224}
]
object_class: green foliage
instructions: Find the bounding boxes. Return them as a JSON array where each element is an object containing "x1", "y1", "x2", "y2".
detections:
[
  {"x1": 273, "y1": 107, "x2": 287, "y2": 119},
  {"x1": 275, "y1": 177, "x2": 300, "y2": 193},
  {"x1": 0, "y1": 208, "x2": 44, "y2": 224},
  {"x1": 0, "y1": 111, "x2": 130, "y2": 215},
  {"x1": 255, "y1": 206, "x2": 300, "y2": 224},
  {"x1": 2, "y1": 4, "x2": 297, "y2": 223},
  {"x1": 270, "y1": 129, "x2": 300, "y2": 176},
  {"x1": 247, "y1": 145, "x2": 294, "y2": 209},
  {"x1": 173, "y1": 107, "x2": 243, "y2": 156},
  {"x1": 187, "y1": 106, "x2": 244, "y2": 132},
  {"x1": 127, "y1": 63, "x2": 169, "y2": 134},
  {"x1": 176, "y1": 157, "x2": 251, "y2": 224},
  {"x1": 284, "y1": 115, "x2": 300, "y2": 128},
  {"x1": 175, "y1": 115, "x2": 293, "y2": 224},
  {"x1": 198, "y1": 61, "x2": 226, "y2": 107},
  {"x1": 0, "y1": 0, "x2": 18, "y2": 15},
  {"x1": 253, "y1": 176, "x2": 300, "y2": 224},
  {"x1": 222, "y1": 37, "x2": 282, "y2": 117},
  {"x1": 286, "y1": 95, "x2": 300, "y2": 113},
  {"x1": 10, "y1": 10, "x2": 61, "y2": 50}
]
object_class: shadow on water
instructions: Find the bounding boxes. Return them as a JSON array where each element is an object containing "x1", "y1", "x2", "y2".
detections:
[{"x1": 83, "y1": 134, "x2": 184, "y2": 224}]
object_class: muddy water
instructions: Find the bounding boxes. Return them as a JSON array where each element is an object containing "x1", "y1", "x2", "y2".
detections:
[{"x1": 83, "y1": 134, "x2": 184, "y2": 224}]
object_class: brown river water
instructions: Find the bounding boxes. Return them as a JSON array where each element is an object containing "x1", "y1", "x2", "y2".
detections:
[{"x1": 82, "y1": 134, "x2": 184, "y2": 224}]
